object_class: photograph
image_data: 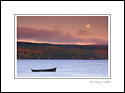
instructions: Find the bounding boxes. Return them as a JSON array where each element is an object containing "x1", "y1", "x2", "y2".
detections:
[
  {"x1": 2, "y1": 1, "x2": 124, "y2": 92},
  {"x1": 15, "y1": 15, "x2": 110, "y2": 78}
]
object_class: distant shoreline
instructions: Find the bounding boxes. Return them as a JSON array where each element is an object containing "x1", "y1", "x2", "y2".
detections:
[
  {"x1": 17, "y1": 59, "x2": 108, "y2": 60},
  {"x1": 17, "y1": 42, "x2": 108, "y2": 60}
]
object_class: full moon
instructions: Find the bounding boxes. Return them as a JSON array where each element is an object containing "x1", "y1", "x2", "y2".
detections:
[{"x1": 86, "y1": 24, "x2": 91, "y2": 28}]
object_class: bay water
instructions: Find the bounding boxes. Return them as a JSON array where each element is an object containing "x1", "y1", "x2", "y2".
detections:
[{"x1": 17, "y1": 60, "x2": 108, "y2": 78}]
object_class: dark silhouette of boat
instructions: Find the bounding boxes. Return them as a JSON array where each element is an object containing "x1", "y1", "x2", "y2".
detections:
[{"x1": 31, "y1": 67, "x2": 57, "y2": 72}]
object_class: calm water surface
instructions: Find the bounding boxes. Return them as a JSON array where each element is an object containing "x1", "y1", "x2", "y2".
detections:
[{"x1": 17, "y1": 60, "x2": 108, "y2": 78}]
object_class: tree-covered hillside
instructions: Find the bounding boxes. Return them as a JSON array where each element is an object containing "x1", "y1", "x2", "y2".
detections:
[{"x1": 17, "y1": 42, "x2": 108, "y2": 59}]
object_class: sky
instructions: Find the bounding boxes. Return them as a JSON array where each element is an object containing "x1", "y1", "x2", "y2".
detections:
[{"x1": 17, "y1": 16, "x2": 108, "y2": 45}]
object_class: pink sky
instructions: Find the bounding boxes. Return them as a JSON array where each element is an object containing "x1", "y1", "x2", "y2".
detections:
[{"x1": 17, "y1": 16, "x2": 108, "y2": 45}]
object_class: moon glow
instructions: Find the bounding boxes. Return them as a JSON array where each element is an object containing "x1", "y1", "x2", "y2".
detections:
[{"x1": 86, "y1": 24, "x2": 91, "y2": 28}]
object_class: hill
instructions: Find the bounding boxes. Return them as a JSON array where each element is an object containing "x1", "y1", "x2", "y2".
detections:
[{"x1": 17, "y1": 42, "x2": 108, "y2": 59}]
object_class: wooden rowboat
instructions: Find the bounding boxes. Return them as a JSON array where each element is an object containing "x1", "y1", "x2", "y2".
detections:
[{"x1": 31, "y1": 67, "x2": 57, "y2": 72}]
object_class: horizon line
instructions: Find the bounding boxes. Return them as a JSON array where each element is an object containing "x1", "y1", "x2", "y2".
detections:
[{"x1": 17, "y1": 41, "x2": 108, "y2": 46}]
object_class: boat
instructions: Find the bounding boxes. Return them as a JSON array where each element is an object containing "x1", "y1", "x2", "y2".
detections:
[{"x1": 31, "y1": 67, "x2": 57, "y2": 72}]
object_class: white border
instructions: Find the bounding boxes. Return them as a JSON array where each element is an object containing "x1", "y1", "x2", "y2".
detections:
[
  {"x1": 2, "y1": 1, "x2": 124, "y2": 92},
  {"x1": 108, "y1": 15, "x2": 111, "y2": 78},
  {"x1": 15, "y1": 14, "x2": 111, "y2": 79}
]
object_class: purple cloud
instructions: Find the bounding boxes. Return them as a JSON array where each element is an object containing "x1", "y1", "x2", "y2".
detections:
[
  {"x1": 17, "y1": 27, "x2": 108, "y2": 45},
  {"x1": 86, "y1": 38, "x2": 108, "y2": 45},
  {"x1": 17, "y1": 27, "x2": 62, "y2": 41},
  {"x1": 77, "y1": 30, "x2": 91, "y2": 36},
  {"x1": 17, "y1": 27, "x2": 79, "y2": 43}
]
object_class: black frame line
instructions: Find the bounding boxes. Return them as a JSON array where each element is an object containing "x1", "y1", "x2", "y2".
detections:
[{"x1": 14, "y1": 14, "x2": 111, "y2": 79}]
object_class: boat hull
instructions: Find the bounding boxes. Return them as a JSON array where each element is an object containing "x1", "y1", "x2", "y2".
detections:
[{"x1": 31, "y1": 67, "x2": 57, "y2": 72}]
